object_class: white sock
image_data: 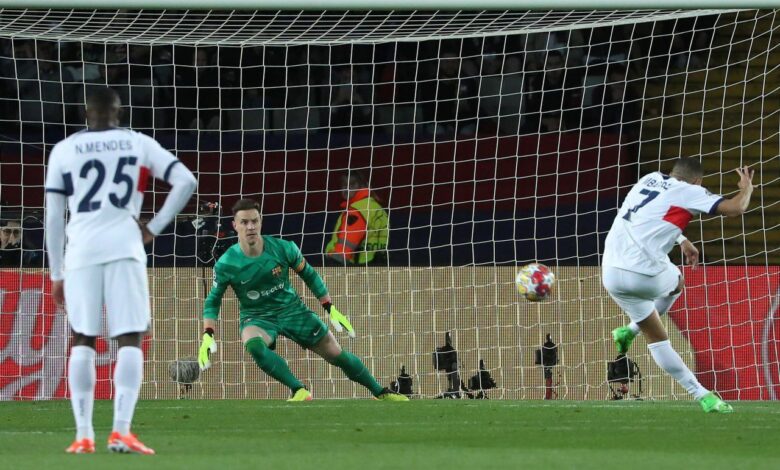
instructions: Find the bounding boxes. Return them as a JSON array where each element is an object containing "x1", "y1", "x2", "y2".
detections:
[
  {"x1": 627, "y1": 322, "x2": 641, "y2": 335},
  {"x1": 68, "y1": 345, "x2": 96, "y2": 441},
  {"x1": 648, "y1": 340, "x2": 708, "y2": 399},
  {"x1": 113, "y1": 346, "x2": 144, "y2": 435}
]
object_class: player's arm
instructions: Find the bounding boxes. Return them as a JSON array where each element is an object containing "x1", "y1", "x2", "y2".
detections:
[
  {"x1": 43, "y1": 145, "x2": 69, "y2": 305},
  {"x1": 199, "y1": 263, "x2": 230, "y2": 370},
  {"x1": 291, "y1": 245, "x2": 356, "y2": 338},
  {"x1": 44, "y1": 191, "x2": 67, "y2": 305},
  {"x1": 675, "y1": 235, "x2": 700, "y2": 268},
  {"x1": 143, "y1": 135, "x2": 198, "y2": 240},
  {"x1": 294, "y1": 257, "x2": 328, "y2": 300},
  {"x1": 715, "y1": 166, "x2": 755, "y2": 217}
]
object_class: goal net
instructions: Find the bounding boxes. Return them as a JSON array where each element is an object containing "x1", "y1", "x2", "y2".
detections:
[{"x1": 0, "y1": 7, "x2": 778, "y2": 401}]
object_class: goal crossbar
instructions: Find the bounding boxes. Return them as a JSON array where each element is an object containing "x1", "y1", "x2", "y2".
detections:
[
  {"x1": 0, "y1": 8, "x2": 745, "y2": 45},
  {"x1": 0, "y1": 1, "x2": 776, "y2": 10}
]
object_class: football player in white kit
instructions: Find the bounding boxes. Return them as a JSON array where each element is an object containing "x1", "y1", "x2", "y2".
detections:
[
  {"x1": 45, "y1": 88, "x2": 197, "y2": 453},
  {"x1": 602, "y1": 157, "x2": 753, "y2": 413}
]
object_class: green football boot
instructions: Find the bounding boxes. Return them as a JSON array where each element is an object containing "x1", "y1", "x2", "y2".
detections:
[
  {"x1": 376, "y1": 388, "x2": 410, "y2": 401},
  {"x1": 287, "y1": 388, "x2": 313, "y2": 402},
  {"x1": 699, "y1": 392, "x2": 733, "y2": 413},
  {"x1": 612, "y1": 326, "x2": 637, "y2": 354}
]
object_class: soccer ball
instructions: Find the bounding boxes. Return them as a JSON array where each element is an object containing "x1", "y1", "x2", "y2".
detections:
[{"x1": 515, "y1": 263, "x2": 555, "y2": 301}]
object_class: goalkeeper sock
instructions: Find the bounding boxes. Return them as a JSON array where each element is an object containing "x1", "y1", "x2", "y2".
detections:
[
  {"x1": 113, "y1": 346, "x2": 144, "y2": 435},
  {"x1": 648, "y1": 340, "x2": 708, "y2": 399},
  {"x1": 331, "y1": 350, "x2": 384, "y2": 397},
  {"x1": 245, "y1": 337, "x2": 304, "y2": 392},
  {"x1": 68, "y1": 345, "x2": 96, "y2": 441}
]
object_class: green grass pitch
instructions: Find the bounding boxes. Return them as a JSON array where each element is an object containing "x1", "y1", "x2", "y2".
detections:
[{"x1": 1, "y1": 400, "x2": 778, "y2": 469}]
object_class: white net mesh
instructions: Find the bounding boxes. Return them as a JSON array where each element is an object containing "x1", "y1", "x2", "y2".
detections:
[
  {"x1": 0, "y1": 8, "x2": 778, "y2": 401},
  {"x1": 0, "y1": 9, "x2": 738, "y2": 45}
]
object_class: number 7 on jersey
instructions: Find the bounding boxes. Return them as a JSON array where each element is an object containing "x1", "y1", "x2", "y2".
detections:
[{"x1": 623, "y1": 189, "x2": 660, "y2": 221}]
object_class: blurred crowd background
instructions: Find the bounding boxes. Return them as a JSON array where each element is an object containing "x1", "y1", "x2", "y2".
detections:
[
  {"x1": 0, "y1": 17, "x2": 714, "y2": 141},
  {"x1": 0, "y1": 15, "x2": 719, "y2": 267}
]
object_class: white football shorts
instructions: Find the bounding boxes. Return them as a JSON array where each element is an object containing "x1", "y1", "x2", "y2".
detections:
[
  {"x1": 64, "y1": 258, "x2": 151, "y2": 337},
  {"x1": 602, "y1": 260, "x2": 681, "y2": 323}
]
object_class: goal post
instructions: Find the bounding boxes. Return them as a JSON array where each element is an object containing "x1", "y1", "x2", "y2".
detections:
[{"x1": 0, "y1": 6, "x2": 777, "y2": 401}]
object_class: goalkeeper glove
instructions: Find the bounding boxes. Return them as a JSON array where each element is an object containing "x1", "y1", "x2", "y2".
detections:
[
  {"x1": 198, "y1": 328, "x2": 218, "y2": 371},
  {"x1": 323, "y1": 303, "x2": 356, "y2": 338}
]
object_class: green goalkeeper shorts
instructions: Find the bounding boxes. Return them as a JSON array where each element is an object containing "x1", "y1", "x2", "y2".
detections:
[{"x1": 239, "y1": 306, "x2": 329, "y2": 349}]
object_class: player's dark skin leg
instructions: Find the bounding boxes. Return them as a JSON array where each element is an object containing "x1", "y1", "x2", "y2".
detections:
[
  {"x1": 115, "y1": 332, "x2": 144, "y2": 348},
  {"x1": 637, "y1": 276, "x2": 685, "y2": 343},
  {"x1": 74, "y1": 331, "x2": 142, "y2": 349},
  {"x1": 71, "y1": 331, "x2": 97, "y2": 349}
]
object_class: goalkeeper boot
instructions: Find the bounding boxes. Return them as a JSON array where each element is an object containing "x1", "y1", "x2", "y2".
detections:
[
  {"x1": 65, "y1": 438, "x2": 95, "y2": 454},
  {"x1": 612, "y1": 326, "x2": 637, "y2": 354},
  {"x1": 107, "y1": 432, "x2": 156, "y2": 455},
  {"x1": 376, "y1": 388, "x2": 410, "y2": 402},
  {"x1": 699, "y1": 392, "x2": 734, "y2": 414},
  {"x1": 287, "y1": 388, "x2": 313, "y2": 402}
]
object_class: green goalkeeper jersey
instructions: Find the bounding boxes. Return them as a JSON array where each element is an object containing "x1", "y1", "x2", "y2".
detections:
[{"x1": 203, "y1": 236, "x2": 310, "y2": 320}]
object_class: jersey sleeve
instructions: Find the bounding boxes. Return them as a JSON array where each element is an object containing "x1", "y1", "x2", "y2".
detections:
[
  {"x1": 285, "y1": 240, "x2": 305, "y2": 269},
  {"x1": 203, "y1": 261, "x2": 231, "y2": 320},
  {"x1": 44, "y1": 191, "x2": 67, "y2": 281},
  {"x1": 681, "y1": 185, "x2": 724, "y2": 215},
  {"x1": 44, "y1": 144, "x2": 73, "y2": 196},
  {"x1": 140, "y1": 133, "x2": 180, "y2": 184},
  {"x1": 291, "y1": 239, "x2": 329, "y2": 299}
]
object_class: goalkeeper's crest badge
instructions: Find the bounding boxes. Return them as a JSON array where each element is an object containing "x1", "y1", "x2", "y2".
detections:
[{"x1": 272, "y1": 265, "x2": 282, "y2": 277}]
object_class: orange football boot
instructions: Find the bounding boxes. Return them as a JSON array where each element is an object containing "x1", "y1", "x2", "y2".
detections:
[
  {"x1": 107, "y1": 432, "x2": 155, "y2": 455},
  {"x1": 65, "y1": 438, "x2": 95, "y2": 454}
]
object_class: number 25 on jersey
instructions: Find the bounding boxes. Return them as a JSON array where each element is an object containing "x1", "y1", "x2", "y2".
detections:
[{"x1": 66, "y1": 156, "x2": 139, "y2": 213}]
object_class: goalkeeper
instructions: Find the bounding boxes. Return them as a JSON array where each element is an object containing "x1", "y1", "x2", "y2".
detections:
[{"x1": 199, "y1": 198, "x2": 407, "y2": 402}]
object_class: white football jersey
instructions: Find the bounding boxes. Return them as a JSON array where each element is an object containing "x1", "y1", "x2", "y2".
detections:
[
  {"x1": 603, "y1": 171, "x2": 723, "y2": 275},
  {"x1": 45, "y1": 128, "x2": 179, "y2": 271}
]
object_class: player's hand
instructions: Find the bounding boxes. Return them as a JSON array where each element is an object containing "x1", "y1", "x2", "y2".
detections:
[
  {"x1": 735, "y1": 166, "x2": 755, "y2": 192},
  {"x1": 198, "y1": 330, "x2": 218, "y2": 371},
  {"x1": 51, "y1": 280, "x2": 65, "y2": 307},
  {"x1": 680, "y1": 239, "x2": 699, "y2": 269},
  {"x1": 135, "y1": 218, "x2": 155, "y2": 245},
  {"x1": 323, "y1": 303, "x2": 356, "y2": 338}
]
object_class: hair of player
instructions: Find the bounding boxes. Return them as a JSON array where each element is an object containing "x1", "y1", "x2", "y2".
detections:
[
  {"x1": 670, "y1": 157, "x2": 704, "y2": 183},
  {"x1": 231, "y1": 198, "x2": 261, "y2": 216},
  {"x1": 341, "y1": 171, "x2": 385, "y2": 204},
  {"x1": 342, "y1": 171, "x2": 369, "y2": 189},
  {"x1": 86, "y1": 86, "x2": 121, "y2": 110}
]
